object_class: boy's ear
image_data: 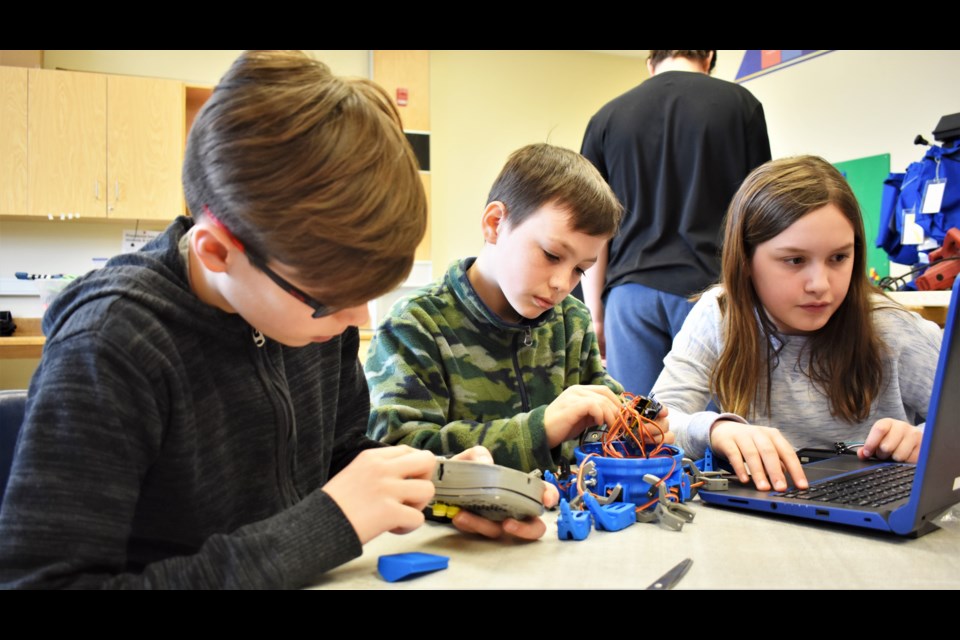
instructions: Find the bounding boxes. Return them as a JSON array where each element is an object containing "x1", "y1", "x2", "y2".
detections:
[
  {"x1": 480, "y1": 201, "x2": 507, "y2": 244},
  {"x1": 191, "y1": 225, "x2": 233, "y2": 274},
  {"x1": 703, "y1": 50, "x2": 715, "y2": 73}
]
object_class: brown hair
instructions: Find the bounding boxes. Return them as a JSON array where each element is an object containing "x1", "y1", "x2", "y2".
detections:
[
  {"x1": 713, "y1": 155, "x2": 885, "y2": 423},
  {"x1": 183, "y1": 50, "x2": 427, "y2": 308},
  {"x1": 648, "y1": 50, "x2": 716, "y2": 72},
  {"x1": 486, "y1": 143, "x2": 622, "y2": 237}
]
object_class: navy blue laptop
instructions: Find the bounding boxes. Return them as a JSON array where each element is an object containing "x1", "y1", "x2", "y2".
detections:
[{"x1": 697, "y1": 278, "x2": 960, "y2": 537}]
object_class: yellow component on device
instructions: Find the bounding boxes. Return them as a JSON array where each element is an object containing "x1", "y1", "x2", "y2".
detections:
[{"x1": 431, "y1": 502, "x2": 461, "y2": 518}]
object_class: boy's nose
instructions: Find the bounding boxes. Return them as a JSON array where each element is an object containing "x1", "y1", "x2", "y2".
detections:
[
  {"x1": 337, "y1": 302, "x2": 371, "y2": 327},
  {"x1": 549, "y1": 270, "x2": 572, "y2": 293}
]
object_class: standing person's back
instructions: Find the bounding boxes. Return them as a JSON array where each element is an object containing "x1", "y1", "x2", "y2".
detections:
[{"x1": 581, "y1": 50, "x2": 771, "y2": 396}]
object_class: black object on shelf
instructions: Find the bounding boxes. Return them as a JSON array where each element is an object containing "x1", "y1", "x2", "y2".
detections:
[
  {"x1": 0, "y1": 311, "x2": 16, "y2": 337},
  {"x1": 933, "y1": 112, "x2": 960, "y2": 143}
]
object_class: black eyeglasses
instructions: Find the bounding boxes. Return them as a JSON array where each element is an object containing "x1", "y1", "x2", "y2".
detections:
[{"x1": 203, "y1": 205, "x2": 335, "y2": 319}]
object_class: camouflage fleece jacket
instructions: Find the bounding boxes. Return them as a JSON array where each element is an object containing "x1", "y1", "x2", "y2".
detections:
[{"x1": 365, "y1": 258, "x2": 621, "y2": 472}]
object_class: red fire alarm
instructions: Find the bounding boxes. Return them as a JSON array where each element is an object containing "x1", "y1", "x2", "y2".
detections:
[{"x1": 396, "y1": 87, "x2": 409, "y2": 107}]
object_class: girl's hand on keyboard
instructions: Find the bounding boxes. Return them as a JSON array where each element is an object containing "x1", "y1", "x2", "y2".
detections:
[
  {"x1": 860, "y1": 419, "x2": 922, "y2": 463},
  {"x1": 709, "y1": 420, "x2": 808, "y2": 492}
]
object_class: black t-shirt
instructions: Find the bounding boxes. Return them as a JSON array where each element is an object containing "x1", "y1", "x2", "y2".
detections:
[{"x1": 582, "y1": 71, "x2": 771, "y2": 298}]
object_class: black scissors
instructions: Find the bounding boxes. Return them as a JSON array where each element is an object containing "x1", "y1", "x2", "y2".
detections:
[{"x1": 646, "y1": 558, "x2": 693, "y2": 590}]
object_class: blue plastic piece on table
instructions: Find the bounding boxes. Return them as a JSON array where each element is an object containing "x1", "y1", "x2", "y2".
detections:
[
  {"x1": 544, "y1": 469, "x2": 578, "y2": 503},
  {"x1": 557, "y1": 499, "x2": 592, "y2": 541},
  {"x1": 679, "y1": 471, "x2": 692, "y2": 501},
  {"x1": 378, "y1": 552, "x2": 449, "y2": 583},
  {"x1": 695, "y1": 447, "x2": 716, "y2": 472},
  {"x1": 575, "y1": 444, "x2": 687, "y2": 505},
  {"x1": 583, "y1": 493, "x2": 636, "y2": 532},
  {"x1": 544, "y1": 469, "x2": 561, "y2": 496}
]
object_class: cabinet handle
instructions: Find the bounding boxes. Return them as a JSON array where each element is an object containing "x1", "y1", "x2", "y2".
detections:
[
  {"x1": 95, "y1": 180, "x2": 100, "y2": 200},
  {"x1": 114, "y1": 180, "x2": 120, "y2": 203}
]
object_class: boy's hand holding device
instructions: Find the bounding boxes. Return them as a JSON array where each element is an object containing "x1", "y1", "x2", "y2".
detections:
[
  {"x1": 322, "y1": 446, "x2": 438, "y2": 544},
  {"x1": 446, "y1": 446, "x2": 559, "y2": 540},
  {"x1": 324, "y1": 445, "x2": 557, "y2": 544}
]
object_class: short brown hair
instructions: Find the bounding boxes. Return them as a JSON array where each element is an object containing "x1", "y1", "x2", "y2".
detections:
[
  {"x1": 486, "y1": 143, "x2": 622, "y2": 237},
  {"x1": 183, "y1": 50, "x2": 427, "y2": 308},
  {"x1": 714, "y1": 155, "x2": 885, "y2": 423},
  {"x1": 648, "y1": 50, "x2": 716, "y2": 72}
]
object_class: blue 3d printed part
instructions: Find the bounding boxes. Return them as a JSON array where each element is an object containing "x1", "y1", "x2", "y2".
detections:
[
  {"x1": 575, "y1": 443, "x2": 689, "y2": 507},
  {"x1": 557, "y1": 499, "x2": 592, "y2": 541},
  {"x1": 695, "y1": 447, "x2": 716, "y2": 473},
  {"x1": 583, "y1": 493, "x2": 636, "y2": 532},
  {"x1": 545, "y1": 469, "x2": 578, "y2": 503},
  {"x1": 378, "y1": 552, "x2": 449, "y2": 582}
]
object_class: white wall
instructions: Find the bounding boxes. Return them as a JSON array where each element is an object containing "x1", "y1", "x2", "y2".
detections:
[
  {"x1": 430, "y1": 50, "x2": 644, "y2": 277},
  {"x1": 714, "y1": 50, "x2": 960, "y2": 171}
]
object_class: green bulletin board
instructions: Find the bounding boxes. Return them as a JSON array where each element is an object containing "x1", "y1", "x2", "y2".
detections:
[{"x1": 834, "y1": 154, "x2": 891, "y2": 279}]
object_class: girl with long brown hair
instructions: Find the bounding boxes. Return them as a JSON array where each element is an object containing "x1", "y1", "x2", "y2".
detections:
[{"x1": 652, "y1": 156, "x2": 942, "y2": 492}]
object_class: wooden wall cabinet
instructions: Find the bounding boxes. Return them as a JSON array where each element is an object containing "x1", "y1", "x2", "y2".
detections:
[
  {"x1": 0, "y1": 66, "x2": 28, "y2": 216},
  {"x1": 106, "y1": 75, "x2": 185, "y2": 220},
  {"x1": 27, "y1": 69, "x2": 107, "y2": 219},
  {"x1": 372, "y1": 50, "x2": 431, "y2": 262},
  {"x1": 6, "y1": 67, "x2": 185, "y2": 221}
]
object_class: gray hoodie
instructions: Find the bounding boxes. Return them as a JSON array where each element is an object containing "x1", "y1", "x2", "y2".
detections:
[{"x1": 0, "y1": 217, "x2": 377, "y2": 589}]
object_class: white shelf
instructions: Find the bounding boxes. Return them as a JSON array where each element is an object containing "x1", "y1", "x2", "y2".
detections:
[
  {"x1": 886, "y1": 290, "x2": 952, "y2": 307},
  {"x1": 0, "y1": 278, "x2": 39, "y2": 297}
]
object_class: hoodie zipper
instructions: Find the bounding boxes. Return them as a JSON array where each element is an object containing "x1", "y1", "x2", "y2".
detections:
[
  {"x1": 250, "y1": 329, "x2": 301, "y2": 507},
  {"x1": 512, "y1": 328, "x2": 532, "y2": 411}
]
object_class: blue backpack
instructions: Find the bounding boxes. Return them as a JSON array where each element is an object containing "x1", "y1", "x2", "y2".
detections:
[{"x1": 877, "y1": 138, "x2": 960, "y2": 266}]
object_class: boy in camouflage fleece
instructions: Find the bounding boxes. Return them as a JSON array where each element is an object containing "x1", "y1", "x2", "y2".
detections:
[{"x1": 366, "y1": 144, "x2": 655, "y2": 472}]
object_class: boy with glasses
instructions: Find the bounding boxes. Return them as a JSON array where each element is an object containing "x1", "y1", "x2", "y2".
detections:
[{"x1": 0, "y1": 51, "x2": 551, "y2": 590}]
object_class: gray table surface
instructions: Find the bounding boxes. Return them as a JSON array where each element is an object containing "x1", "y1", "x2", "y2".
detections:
[{"x1": 312, "y1": 498, "x2": 960, "y2": 589}]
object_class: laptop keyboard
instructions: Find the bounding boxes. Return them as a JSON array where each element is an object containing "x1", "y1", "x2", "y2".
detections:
[{"x1": 779, "y1": 464, "x2": 915, "y2": 507}]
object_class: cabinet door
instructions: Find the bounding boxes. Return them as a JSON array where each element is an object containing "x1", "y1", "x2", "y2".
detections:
[
  {"x1": 0, "y1": 67, "x2": 29, "y2": 216},
  {"x1": 373, "y1": 50, "x2": 431, "y2": 262},
  {"x1": 28, "y1": 69, "x2": 107, "y2": 218},
  {"x1": 107, "y1": 75, "x2": 184, "y2": 220}
]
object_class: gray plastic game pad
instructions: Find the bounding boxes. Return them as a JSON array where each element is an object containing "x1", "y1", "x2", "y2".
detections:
[{"x1": 431, "y1": 459, "x2": 545, "y2": 522}]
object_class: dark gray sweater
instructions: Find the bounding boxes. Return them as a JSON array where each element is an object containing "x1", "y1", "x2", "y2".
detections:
[{"x1": 0, "y1": 217, "x2": 380, "y2": 589}]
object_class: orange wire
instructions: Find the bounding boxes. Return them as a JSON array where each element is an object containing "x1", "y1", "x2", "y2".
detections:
[
  {"x1": 600, "y1": 393, "x2": 671, "y2": 459},
  {"x1": 635, "y1": 498, "x2": 659, "y2": 511},
  {"x1": 579, "y1": 393, "x2": 686, "y2": 515}
]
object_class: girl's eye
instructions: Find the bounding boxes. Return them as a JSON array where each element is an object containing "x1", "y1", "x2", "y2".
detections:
[
  {"x1": 783, "y1": 257, "x2": 804, "y2": 266},
  {"x1": 831, "y1": 253, "x2": 851, "y2": 263},
  {"x1": 575, "y1": 267, "x2": 587, "y2": 277},
  {"x1": 543, "y1": 251, "x2": 560, "y2": 263}
]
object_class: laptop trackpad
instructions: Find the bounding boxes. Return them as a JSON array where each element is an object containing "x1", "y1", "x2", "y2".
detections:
[{"x1": 802, "y1": 456, "x2": 880, "y2": 482}]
